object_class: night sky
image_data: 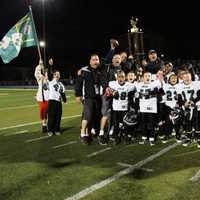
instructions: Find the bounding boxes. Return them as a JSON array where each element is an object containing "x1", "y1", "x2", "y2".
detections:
[{"x1": 0, "y1": 0, "x2": 200, "y2": 71}]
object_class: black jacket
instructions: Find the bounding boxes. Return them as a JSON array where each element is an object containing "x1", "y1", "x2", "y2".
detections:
[
  {"x1": 75, "y1": 65, "x2": 101, "y2": 99},
  {"x1": 99, "y1": 64, "x2": 122, "y2": 92},
  {"x1": 144, "y1": 58, "x2": 164, "y2": 74}
]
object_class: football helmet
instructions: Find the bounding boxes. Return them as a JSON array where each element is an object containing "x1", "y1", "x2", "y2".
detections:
[
  {"x1": 170, "y1": 107, "x2": 183, "y2": 124},
  {"x1": 123, "y1": 109, "x2": 138, "y2": 126}
]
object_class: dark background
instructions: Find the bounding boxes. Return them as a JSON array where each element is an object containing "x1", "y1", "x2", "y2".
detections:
[{"x1": 0, "y1": 0, "x2": 199, "y2": 81}]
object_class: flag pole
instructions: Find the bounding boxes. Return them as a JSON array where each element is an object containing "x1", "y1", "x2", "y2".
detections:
[{"x1": 29, "y1": 5, "x2": 42, "y2": 62}]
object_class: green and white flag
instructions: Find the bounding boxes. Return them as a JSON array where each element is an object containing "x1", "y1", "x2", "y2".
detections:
[{"x1": 0, "y1": 11, "x2": 37, "y2": 63}]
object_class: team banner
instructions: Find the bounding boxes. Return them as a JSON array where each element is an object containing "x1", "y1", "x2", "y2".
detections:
[{"x1": 0, "y1": 12, "x2": 37, "y2": 63}]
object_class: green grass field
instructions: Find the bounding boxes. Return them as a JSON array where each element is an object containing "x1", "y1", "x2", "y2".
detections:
[{"x1": 0, "y1": 89, "x2": 200, "y2": 200}]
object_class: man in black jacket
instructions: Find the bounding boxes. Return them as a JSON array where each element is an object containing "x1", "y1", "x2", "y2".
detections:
[
  {"x1": 75, "y1": 54, "x2": 102, "y2": 144},
  {"x1": 142, "y1": 49, "x2": 164, "y2": 80}
]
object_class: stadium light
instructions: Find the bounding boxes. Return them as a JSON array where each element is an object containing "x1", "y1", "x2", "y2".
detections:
[{"x1": 39, "y1": 41, "x2": 46, "y2": 47}]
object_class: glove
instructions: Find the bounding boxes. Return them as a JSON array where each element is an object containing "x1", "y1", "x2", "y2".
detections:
[{"x1": 113, "y1": 91, "x2": 119, "y2": 99}]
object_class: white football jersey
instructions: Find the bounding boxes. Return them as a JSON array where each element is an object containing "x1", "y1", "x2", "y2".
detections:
[
  {"x1": 135, "y1": 81, "x2": 160, "y2": 113},
  {"x1": 109, "y1": 81, "x2": 135, "y2": 111},
  {"x1": 177, "y1": 81, "x2": 200, "y2": 102},
  {"x1": 34, "y1": 65, "x2": 49, "y2": 102},
  {"x1": 163, "y1": 83, "x2": 178, "y2": 109},
  {"x1": 48, "y1": 79, "x2": 65, "y2": 102}
]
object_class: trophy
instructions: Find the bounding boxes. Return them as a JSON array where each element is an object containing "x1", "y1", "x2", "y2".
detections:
[
  {"x1": 130, "y1": 17, "x2": 139, "y2": 33},
  {"x1": 128, "y1": 17, "x2": 145, "y2": 78}
]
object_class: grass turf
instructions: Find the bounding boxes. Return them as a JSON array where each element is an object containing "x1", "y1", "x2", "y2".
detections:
[{"x1": 0, "y1": 89, "x2": 200, "y2": 200}]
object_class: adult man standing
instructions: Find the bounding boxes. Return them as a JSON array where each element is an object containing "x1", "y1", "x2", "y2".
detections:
[
  {"x1": 75, "y1": 54, "x2": 102, "y2": 144},
  {"x1": 142, "y1": 49, "x2": 164, "y2": 80}
]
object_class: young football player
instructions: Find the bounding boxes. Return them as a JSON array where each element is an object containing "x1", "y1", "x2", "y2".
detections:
[
  {"x1": 34, "y1": 60, "x2": 49, "y2": 133},
  {"x1": 135, "y1": 72, "x2": 161, "y2": 146},
  {"x1": 47, "y1": 70, "x2": 67, "y2": 136},
  {"x1": 177, "y1": 72, "x2": 200, "y2": 146},
  {"x1": 161, "y1": 74, "x2": 182, "y2": 143},
  {"x1": 108, "y1": 70, "x2": 135, "y2": 143},
  {"x1": 127, "y1": 71, "x2": 136, "y2": 83}
]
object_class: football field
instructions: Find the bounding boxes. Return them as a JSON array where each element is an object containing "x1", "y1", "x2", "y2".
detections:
[{"x1": 0, "y1": 89, "x2": 200, "y2": 200}]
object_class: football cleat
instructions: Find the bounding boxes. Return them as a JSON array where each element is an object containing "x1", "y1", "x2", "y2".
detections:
[
  {"x1": 98, "y1": 136, "x2": 108, "y2": 145},
  {"x1": 182, "y1": 139, "x2": 191, "y2": 147},
  {"x1": 55, "y1": 132, "x2": 61, "y2": 136},
  {"x1": 47, "y1": 132, "x2": 54, "y2": 137},
  {"x1": 42, "y1": 126, "x2": 48, "y2": 133}
]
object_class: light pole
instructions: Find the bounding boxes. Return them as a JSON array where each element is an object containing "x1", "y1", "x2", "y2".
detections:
[{"x1": 41, "y1": 0, "x2": 47, "y2": 67}]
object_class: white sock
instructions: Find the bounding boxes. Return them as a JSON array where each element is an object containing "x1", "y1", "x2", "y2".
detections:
[
  {"x1": 81, "y1": 130, "x2": 86, "y2": 137},
  {"x1": 99, "y1": 130, "x2": 104, "y2": 136},
  {"x1": 91, "y1": 128, "x2": 96, "y2": 134},
  {"x1": 109, "y1": 127, "x2": 114, "y2": 135}
]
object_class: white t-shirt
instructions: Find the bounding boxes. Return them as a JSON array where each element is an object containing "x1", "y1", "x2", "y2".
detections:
[
  {"x1": 109, "y1": 81, "x2": 135, "y2": 111},
  {"x1": 48, "y1": 79, "x2": 65, "y2": 102},
  {"x1": 34, "y1": 65, "x2": 49, "y2": 102}
]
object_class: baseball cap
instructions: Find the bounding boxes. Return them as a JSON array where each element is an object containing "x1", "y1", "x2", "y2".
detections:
[{"x1": 148, "y1": 49, "x2": 156, "y2": 54}]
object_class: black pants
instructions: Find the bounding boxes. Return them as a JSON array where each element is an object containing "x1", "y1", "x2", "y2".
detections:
[
  {"x1": 160, "y1": 113, "x2": 181, "y2": 139},
  {"x1": 140, "y1": 113, "x2": 156, "y2": 140},
  {"x1": 194, "y1": 110, "x2": 200, "y2": 140},
  {"x1": 112, "y1": 111, "x2": 127, "y2": 136},
  {"x1": 184, "y1": 107, "x2": 195, "y2": 139},
  {"x1": 48, "y1": 100, "x2": 62, "y2": 132}
]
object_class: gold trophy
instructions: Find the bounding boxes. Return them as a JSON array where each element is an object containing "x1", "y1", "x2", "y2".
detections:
[
  {"x1": 130, "y1": 17, "x2": 139, "y2": 33},
  {"x1": 128, "y1": 17, "x2": 144, "y2": 78}
]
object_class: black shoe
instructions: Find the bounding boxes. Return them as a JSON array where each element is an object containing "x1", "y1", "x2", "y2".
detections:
[
  {"x1": 182, "y1": 139, "x2": 191, "y2": 147},
  {"x1": 98, "y1": 136, "x2": 108, "y2": 145},
  {"x1": 149, "y1": 141, "x2": 156, "y2": 146},
  {"x1": 109, "y1": 135, "x2": 116, "y2": 142},
  {"x1": 80, "y1": 136, "x2": 89, "y2": 145},
  {"x1": 87, "y1": 135, "x2": 93, "y2": 144},
  {"x1": 139, "y1": 139, "x2": 146, "y2": 145},
  {"x1": 197, "y1": 141, "x2": 200, "y2": 148},
  {"x1": 114, "y1": 136, "x2": 121, "y2": 145},
  {"x1": 42, "y1": 126, "x2": 47, "y2": 133},
  {"x1": 124, "y1": 135, "x2": 132, "y2": 144},
  {"x1": 161, "y1": 136, "x2": 169, "y2": 144},
  {"x1": 47, "y1": 131, "x2": 54, "y2": 137},
  {"x1": 176, "y1": 135, "x2": 182, "y2": 143}
]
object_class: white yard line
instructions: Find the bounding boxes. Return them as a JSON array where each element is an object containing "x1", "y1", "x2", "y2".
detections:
[
  {"x1": 0, "y1": 100, "x2": 76, "y2": 111},
  {"x1": 141, "y1": 168, "x2": 154, "y2": 172},
  {"x1": 117, "y1": 163, "x2": 154, "y2": 172},
  {"x1": 0, "y1": 104, "x2": 37, "y2": 111},
  {"x1": 0, "y1": 88, "x2": 74, "y2": 91},
  {"x1": 86, "y1": 147, "x2": 112, "y2": 158},
  {"x1": 173, "y1": 149, "x2": 200, "y2": 157},
  {"x1": 0, "y1": 114, "x2": 81, "y2": 131},
  {"x1": 117, "y1": 162, "x2": 133, "y2": 168},
  {"x1": 65, "y1": 142, "x2": 181, "y2": 200},
  {"x1": 52, "y1": 141, "x2": 78, "y2": 149},
  {"x1": 25, "y1": 135, "x2": 50, "y2": 143},
  {"x1": 4, "y1": 130, "x2": 28, "y2": 136},
  {"x1": 190, "y1": 169, "x2": 200, "y2": 182}
]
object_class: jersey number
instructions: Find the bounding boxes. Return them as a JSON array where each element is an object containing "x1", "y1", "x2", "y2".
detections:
[
  {"x1": 182, "y1": 90, "x2": 194, "y2": 101},
  {"x1": 166, "y1": 90, "x2": 177, "y2": 101},
  {"x1": 140, "y1": 89, "x2": 151, "y2": 99},
  {"x1": 53, "y1": 84, "x2": 59, "y2": 92}
]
